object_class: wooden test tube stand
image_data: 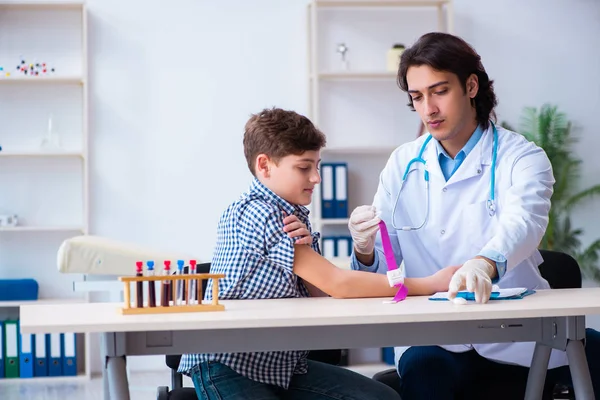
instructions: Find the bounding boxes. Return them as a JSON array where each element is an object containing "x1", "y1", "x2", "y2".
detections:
[{"x1": 119, "y1": 273, "x2": 225, "y2": 315}]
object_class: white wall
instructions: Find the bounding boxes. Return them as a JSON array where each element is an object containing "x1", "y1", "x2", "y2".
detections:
[{"x1": 81, "y1": 0, "x2": 600, "y2": 373}]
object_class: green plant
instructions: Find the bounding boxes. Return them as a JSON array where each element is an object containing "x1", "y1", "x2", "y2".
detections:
[{"x1": 504, "y1": 104, "x2": 600, "y2": 282}]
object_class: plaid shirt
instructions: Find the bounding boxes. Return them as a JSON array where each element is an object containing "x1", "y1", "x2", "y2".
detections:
[{"x1": 178, "y1": 178, "x2": 321, "y2": 388}]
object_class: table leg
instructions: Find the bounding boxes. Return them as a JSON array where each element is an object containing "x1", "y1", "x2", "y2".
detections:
[
  {"x1": 103, "y1": 363, "x2": 110, "y2": 400},
  {"x1": 102, "y1": 332, "x2": 131, "y2": 400},
  {"x1": 106, "y1": 355, "x2": 130, "y2": 400},
  {"x1": 524, "y1": 342, "x2": 551, "y2": 400},
  {"x1": 566, "y1": 339, "x2": 595, "y2": 399}
]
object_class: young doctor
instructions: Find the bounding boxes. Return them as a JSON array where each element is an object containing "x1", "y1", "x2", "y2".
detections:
[{"x1": 349, "y1": 32, "x2": 600, "y2": 399}]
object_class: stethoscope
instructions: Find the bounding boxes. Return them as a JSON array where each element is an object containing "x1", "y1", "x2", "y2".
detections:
[{"x1": 391, "y1": 121, "x2": 498, "y2": 231}]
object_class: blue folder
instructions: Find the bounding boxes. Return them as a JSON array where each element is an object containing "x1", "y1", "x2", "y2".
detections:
[
  {"x1": 0, "y1": 321, "x2": 4, "y2": 378},
  {"x1": 0, "y1": 279, "x2": 38, "y2": 301},
  {"x1": 320, "y1": 163, "x2": 335, "y2": 219},
  {"x1": 19, "y1": 331, "x2": 34, "y2": 378},
  {"x1": 429, "y1": 289, "x2": 536, "y2": 301},
  {"x1": 47, "y1": 333, "x2": 62, "y2": 376},
  {"x1": 333, "y1": 163, "x2": 348, "y2": 218},
  {"x1": 61, "y1": 333, "x2": 77, "y2": 376},
  {"x1": 34, "y1": 334, "x2": 48, "y2": 377}
]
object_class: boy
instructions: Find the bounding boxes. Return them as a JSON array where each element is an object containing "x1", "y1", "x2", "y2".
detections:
[{"x1": 178, "y1": 107, "x2": 458, "y2": 399}]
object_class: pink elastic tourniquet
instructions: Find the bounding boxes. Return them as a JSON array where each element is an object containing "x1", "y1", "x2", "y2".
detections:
[{"x1": 379, "y1": 220, "x2": 408, "y2": 303}]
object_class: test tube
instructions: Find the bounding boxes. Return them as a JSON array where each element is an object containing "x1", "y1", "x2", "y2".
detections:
[
  {"x1": 161, "y1": 260, "x2": 172, "y2": 307},
  {"x1": 135, "y1": 261, "x2": 144, "y2": 308},
  {"x1": 176, "y1": 260, "x2": 185, "y2": 305},
  {"x1": 189, "y1": 260, "x2": 197, "y2": 304},
  {"x1": 146, "y1": 260, "x2": 156, "y2": 307}
]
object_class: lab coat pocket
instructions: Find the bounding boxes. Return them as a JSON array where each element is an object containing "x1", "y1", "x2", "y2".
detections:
[{"x1": 461, "y1": 200, "x2": 497, "y2": 249}]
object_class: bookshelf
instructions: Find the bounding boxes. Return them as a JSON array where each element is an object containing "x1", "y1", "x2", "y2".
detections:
[
  {"x1": 0, "y1": 0, "x2": 90, "y2": 380},
  {"x1": 307, "y1": 0, "x2": 453, "y2": 261},
  {"x1": 306, "y1": 0, "x2": 453, "y2": 366}
]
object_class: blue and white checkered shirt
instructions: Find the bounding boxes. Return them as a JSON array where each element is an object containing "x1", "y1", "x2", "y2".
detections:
[{"x1": 178, "y1": 178, "x2": 321, "y2": 389}]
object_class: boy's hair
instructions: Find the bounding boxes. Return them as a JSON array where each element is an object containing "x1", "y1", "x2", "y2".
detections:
[
  {"x1": 243, "y1": 107, "x2": 326, "y2": 176},
  {"x1": 397, "y1": 32, "x2": 498, "y2": 130}
]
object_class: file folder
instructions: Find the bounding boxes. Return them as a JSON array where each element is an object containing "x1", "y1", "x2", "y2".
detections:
[
  {"x1": 19, "y1": 331, "x2": 34, "y2": 378},
  {"x1": 0, "y1": 321, "x2": 4, "y2": 378},
  {"x1": 334, "y1": 163, "x2": 348, "y2": 218},
  {"x1": 322, "y1": 237, "x2": 336, "y2": 258},
  {"x1": 4, "y1": 320, "x2": 19, "y2": 378},
  {"x1": 336, "y1": 236, "x2": 352, "y2": 258},
  {"x1": 62, "y1": 333, "x2": 77, "y2": 376},
  {"x1": 320, "y1": 164, "x2": 335, "y2": 218},
  {"x1": 47, "y1": 333, "x2": 62, "y2": 376},
  {"x1": 34, "y1": 334, "x2": 48, "y2": 377}
]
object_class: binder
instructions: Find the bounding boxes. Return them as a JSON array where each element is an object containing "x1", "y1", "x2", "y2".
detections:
[
  {"x1": 336, "y1": 236, "x2": 352, "y2": 258},
  {"x1": 47, "y1": 333, "x2": 62, "y2": 376},
  {"x1": 322, "y1": 237, "x2": 336, "y2": 258},
  {"x1": 19, "y1": 331, "x2": 34, "y2": 378},
  {"x1": 62, "y1": 333, "x2": 77, "y2": 376},
  {"x1": 320, "y1": 164, "x2": 335, "y2": 218},
  {"x1": 34, "y1": 334, "x2": 48, "y2": 377},
  {"x1": 382, "y1": 347, "x2": 395, "y2": 365},
  {"x1": 0, "y1": 279, "x2": 38, "y2": 301},
  {"x1": 334, "y1": 163, "x2": 348, "y2": 218},
  {"x1": 4, "y1": 320, "x2": 19, "y2": 378},
  {"x1": 0, "y1": 321, "x2": 4, "y2": 378}
]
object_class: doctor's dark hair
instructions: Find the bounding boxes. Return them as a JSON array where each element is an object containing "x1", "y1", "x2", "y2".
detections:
[
  {"x1": 397, "y1": 32, "x2": 498, "y2": 130},
  {"x1": 243, "y1": 107, "x2": 326, "y2": 176}
]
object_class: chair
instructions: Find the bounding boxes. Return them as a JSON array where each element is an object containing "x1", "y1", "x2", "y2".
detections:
[
  {"x1": 372, "y1": 249, "x2": 580, "y2": 400},
  {"x1": 157, "y1": 262, "x2": 343, "y2": 400}
]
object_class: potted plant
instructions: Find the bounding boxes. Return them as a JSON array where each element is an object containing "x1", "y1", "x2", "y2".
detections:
[{"x1": 504, "y1": 104, "x2": 600, "y2": 283}]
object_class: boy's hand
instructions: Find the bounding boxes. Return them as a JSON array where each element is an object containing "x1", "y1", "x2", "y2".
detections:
[
  {"x1": 283, "y1": 213, "x2": 313, "y2": 245},
  {"x1": 429, "y1": 265, "x2": 462, "y2": 293}
]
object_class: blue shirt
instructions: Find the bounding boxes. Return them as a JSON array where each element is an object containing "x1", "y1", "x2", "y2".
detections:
[
  {"x1": 436, "y1": 125, "x2": 484, "y2": 181},
  {"x1": 178, "y1": 178, "x2": 321, "y2": 388},
  {"x1": 436, "y1": 125, "x2": 507, "y2": 279}
]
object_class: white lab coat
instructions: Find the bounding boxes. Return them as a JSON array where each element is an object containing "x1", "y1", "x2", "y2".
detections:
[{"x1": 361, "y1": 124, "x2": 568, "y2": 371}]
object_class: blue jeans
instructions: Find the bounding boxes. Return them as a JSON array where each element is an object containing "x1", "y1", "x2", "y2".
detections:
[
  {"x1": 397, "y1": 328, "x2": 600, "y2": 400},
  {"x1": 191, "y1": 360, "x2": 400, "y2": 400}
]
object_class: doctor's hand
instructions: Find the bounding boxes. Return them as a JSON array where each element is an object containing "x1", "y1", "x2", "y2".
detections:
[
  {"x1": 283, "y1": 213, "x2": 312, "y2": 245},
  {"x1": 348, "y1": 205, "x2": 381, "y2": 254},
  {"x1": 448, "y1": 258, "x2": 497, "y2": 304}
]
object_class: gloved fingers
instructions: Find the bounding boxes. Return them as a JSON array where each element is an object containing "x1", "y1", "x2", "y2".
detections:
[
  {"x1": 480, "y1": 279, "x2": 492, "y2": 304},
  {"x1": 447, "y1": 273, "x2": 465, "y2": 299},
  {"x1": 350, "y1": 206, "x2": 378, "y2": 224},
  {"x1": 466, "y1": 271, "x2": 483, "y2": 304},
  {"x1": 465, "y1": 270, "x2": 477, "y2": 293},
  {"x1": 470, "y1": 275, "x2": 492, "y2": 304},
  {"x1": 354, "y1": 217, "x2": 381, "y2": 234}
]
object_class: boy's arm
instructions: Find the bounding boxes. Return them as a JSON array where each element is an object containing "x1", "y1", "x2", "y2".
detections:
[
  {"x1": 302, "y1": 280, "x2": 329, "y2": 297},
  {"x1": 293, "y1": 244, "x2": 457, "y2": 299}
]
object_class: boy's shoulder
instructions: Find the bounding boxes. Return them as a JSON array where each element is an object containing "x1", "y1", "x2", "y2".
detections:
[{"x1": 221, "y1": 187, "x2": 283, "y2": 230}]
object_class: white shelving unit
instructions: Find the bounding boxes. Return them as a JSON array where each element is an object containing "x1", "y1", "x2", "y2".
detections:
[
  {"x1": 307, "y1": 0, "x2": 453, "y2": 260},
  {"x1": 307, "y1": 0, "x2": 453, "y2": 366},
  {"x1": 0, "y1": 0, "x2": 90, "y2": 381}
]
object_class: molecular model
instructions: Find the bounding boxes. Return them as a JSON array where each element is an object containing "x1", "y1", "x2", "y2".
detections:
[{"x1": 1, "y1": 57, "x2": 56, "y2": 78}]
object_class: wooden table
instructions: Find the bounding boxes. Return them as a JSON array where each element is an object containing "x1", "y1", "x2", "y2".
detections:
[{"x1": 20, "y1": 288, "x2": 600, "y2": 400}]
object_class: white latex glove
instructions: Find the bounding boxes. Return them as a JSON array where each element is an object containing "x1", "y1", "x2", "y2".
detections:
[
  {"x1": 348, "y1": 205, "x2": 381, "y2": 255},
  {"x1": 448, "y1": 258, "x2": 496, "y2": 304}
]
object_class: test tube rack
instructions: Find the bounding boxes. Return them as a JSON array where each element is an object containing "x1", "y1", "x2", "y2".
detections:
[{"x1": 119, "y1": 273, "x2": 226, "y2": 315}]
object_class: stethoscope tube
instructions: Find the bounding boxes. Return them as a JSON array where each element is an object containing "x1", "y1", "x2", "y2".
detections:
[{"x1": 391, "y1": 122, "x2": 498, "y2": 231}]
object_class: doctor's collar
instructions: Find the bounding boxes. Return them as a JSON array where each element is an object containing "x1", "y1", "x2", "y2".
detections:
[{"x1": 435, "y1": 124, "x2": 484, "y2": 161}]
